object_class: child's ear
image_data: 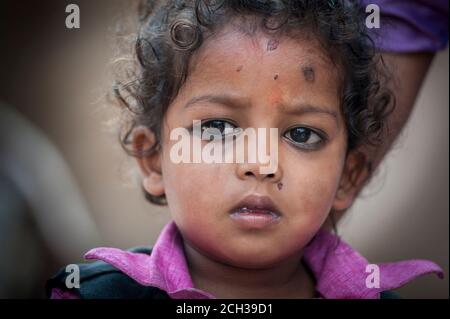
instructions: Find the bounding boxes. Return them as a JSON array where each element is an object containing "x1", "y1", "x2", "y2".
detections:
[
  {"x1": 132, "y1": 126, "x2": 164, "y2": 197},
  {"x1": 332, "y1": 149, "x2": 370, "y2": 211}
]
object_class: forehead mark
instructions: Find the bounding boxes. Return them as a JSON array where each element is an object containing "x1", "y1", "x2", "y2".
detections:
[
  {"x1": 273, "y1": 74, "x2": 279, "y2": 80},
  {"x1": 236, "y1": 65, "x2": 243, "y2": 72},
  {"x1": 267, "y1": 38, "x2": 279, "y2": 51},
  {"x1": 302, "y1": 66, "x2": 315, "y2": 82}
]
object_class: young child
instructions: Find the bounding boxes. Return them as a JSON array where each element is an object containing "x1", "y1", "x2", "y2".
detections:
[{"x1": 47, "y1": 0, "x2": 444, "y2": 299}]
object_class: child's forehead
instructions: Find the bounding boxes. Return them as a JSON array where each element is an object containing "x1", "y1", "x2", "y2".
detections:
[
  {"x1": 183, "y1": 27, "x2": 342, "y2": 107},
  {"x1": 190, "y1": 27, "x2": 338, "y2": 83}
]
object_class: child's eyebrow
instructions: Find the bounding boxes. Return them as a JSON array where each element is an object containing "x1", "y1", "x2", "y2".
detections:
[
  {"x1": 184, "y1": 94, "x2": 251, "y2": 110},
  {"x1": 184, "y1": 93, "x2": 338, "y2": 122},
  {"x1": 282, "y1": 103, "x2": 338, "y2": 120}
]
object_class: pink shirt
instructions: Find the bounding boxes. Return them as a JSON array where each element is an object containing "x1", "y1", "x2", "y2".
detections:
[{"x1": 52, "y1": 221, "x2": 443, "y2": 299}]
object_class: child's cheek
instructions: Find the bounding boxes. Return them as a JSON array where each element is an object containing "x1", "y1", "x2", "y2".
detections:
[
  {"x1": 161, "y1": 153, "x2": 232, "y2": 225},
  {"x1": 283, "y1": 152, "x2": 344, "y2": 222}
]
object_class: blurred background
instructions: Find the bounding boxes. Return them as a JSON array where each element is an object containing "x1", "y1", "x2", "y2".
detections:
[{"x1": 0, "y1": 0, "x2": 448, "y2": 298}]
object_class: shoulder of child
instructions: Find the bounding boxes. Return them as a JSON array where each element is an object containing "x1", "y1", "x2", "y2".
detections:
[{"x1": 46, "y1": 247, "x2": 170, "y2": 299}]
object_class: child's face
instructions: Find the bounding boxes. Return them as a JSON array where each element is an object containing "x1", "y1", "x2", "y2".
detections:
[{"x1": 136, "y1": 25, "x2": 360, "y2": 268}]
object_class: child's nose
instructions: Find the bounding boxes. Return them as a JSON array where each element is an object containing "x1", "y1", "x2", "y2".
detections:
[{"x1": 236, "y1": 161, "x2": 283, "y2": 184}]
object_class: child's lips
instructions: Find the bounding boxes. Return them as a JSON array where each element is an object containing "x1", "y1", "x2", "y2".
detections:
[{"x1": 229, "y1": 194, "x2": 282, "y2": 230}]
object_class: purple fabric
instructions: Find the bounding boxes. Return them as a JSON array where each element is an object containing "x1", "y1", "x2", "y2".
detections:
[
  {"x1": 302, "y1": 229, "x2": 444, "y2": 298},
  {"x1": 361, "y1": 0, "x2": 449, "y2": 52},
  {"x1": 50, "y1": 288, "x2": 79, "y2": 299},
  {"x1": 49, "y1": 221, "x2": 444, "y2": 299},
  {"x1": 85, "y1": 222, "x2": 214, "y2": 299}
]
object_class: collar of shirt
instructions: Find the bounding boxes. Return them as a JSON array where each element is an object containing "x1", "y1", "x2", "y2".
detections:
[{"x1": 84, "y1": 221, "x2": 443, "y2": 299}]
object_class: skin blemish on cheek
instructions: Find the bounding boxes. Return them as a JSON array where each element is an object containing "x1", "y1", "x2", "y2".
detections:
[
  {"x1": 236, "y1": 65, "x2": 243, "y2": 72},
  {"x1": 273, "y1": 74, "x2": 279, "y2": 80},
  {"x1": 267, "y1": 39, "x2": 279, "y2": 51},
  {"x1": 302, "y1": 66, "x2": 315, "y2": 82},
  {"x1": 277, "y1": 182, "x2": 283, "y2": 190}
]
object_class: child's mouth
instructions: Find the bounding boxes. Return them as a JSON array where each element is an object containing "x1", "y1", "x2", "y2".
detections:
[{"x1": 229, "y1": 195, "x2": 282, "y2": 230}]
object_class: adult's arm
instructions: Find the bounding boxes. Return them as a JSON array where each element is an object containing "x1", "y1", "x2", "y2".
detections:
[{"x1": 356, "y1": 0, "x2": 448, "y2": 191}]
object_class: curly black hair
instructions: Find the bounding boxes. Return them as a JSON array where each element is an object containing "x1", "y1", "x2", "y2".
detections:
[{"x1": 114, "y1": 0, "x2": 395, "y2": 205}]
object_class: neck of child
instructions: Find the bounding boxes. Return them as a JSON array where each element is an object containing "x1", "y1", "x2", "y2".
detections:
[{"x1": 183, "y1": 241, "x2": 317, "y2": 299}]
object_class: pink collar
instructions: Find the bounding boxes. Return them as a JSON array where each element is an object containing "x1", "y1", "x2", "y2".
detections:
[{"x1": 85, "y1": 221, "x2": 443, "y2": 299}]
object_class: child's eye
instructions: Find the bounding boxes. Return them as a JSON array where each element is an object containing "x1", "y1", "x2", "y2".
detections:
[
  {"x1": 201, "y1": 119, "x2": 238, "y2": 139},
  {"x1": 283, "y1": 126, "x2": 325, "y2": 150}
]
